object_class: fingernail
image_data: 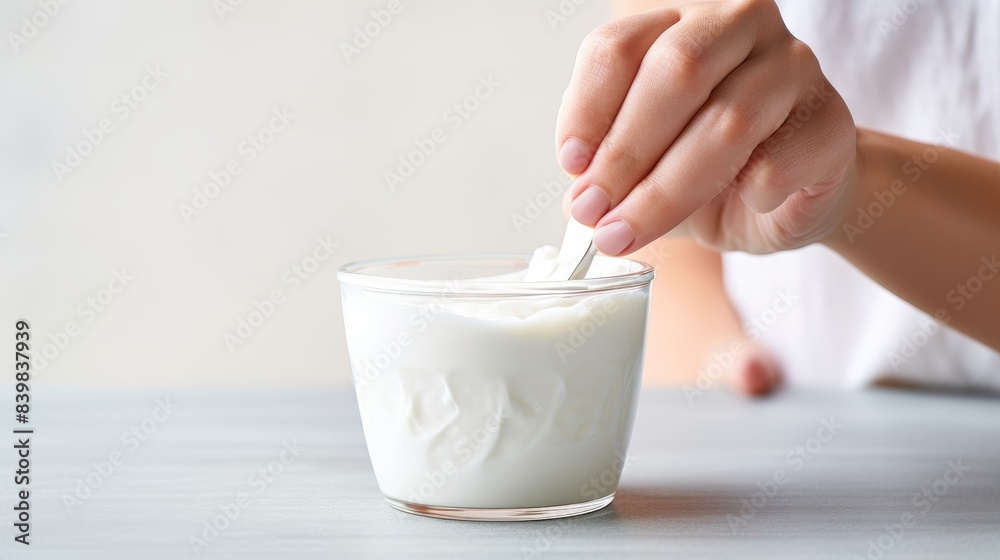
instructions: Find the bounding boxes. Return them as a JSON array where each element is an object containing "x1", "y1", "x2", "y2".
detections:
[
  {"x1": 593, "y1": 221, "x2": 635, "y2": 256},
  {"x1": 558, "y1": 138, "x2": 594, "y2": 175},
  {"x1": 569, "y1": 185, "x2": 610, "y2": 226}
]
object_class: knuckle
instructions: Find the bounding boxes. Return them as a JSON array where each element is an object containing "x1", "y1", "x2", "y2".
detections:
[
  {"x1": 721, "y1": 0, "x2": 775, "y2": 30},
  {"x1": 635, "y1": 177, "x2": 675, "y2": 223},
  {"x1": 786, "y1": 38, "x2": 818, "y2": 69},
  {"x1": 721, "y1": 0, "x2": 759, "y2": 21},
  {"x1": 709, "y1": 103, "x2": 761, "y2": 145},
  {"x1": 737, "y1": 0, "x2": 780, "y2": 21},
  {"x1": 601, "y1": 137, "x2": 644, "y2": 171},
  {"x1": 765, "y1": 120, "x2": 796, "y2": 152},
  {"x1": 646, "y1": 40, "x2": 706, "y2": 84},
  {"x1": 578, "y1": 28, "x2": 629, "y2": 72},
  {"x1": 743, "y1": 148, "x2": 787, "y2": 194}
]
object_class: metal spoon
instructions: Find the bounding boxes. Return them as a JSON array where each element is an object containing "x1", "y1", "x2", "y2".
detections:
[
  {"x1": 552, "y1": 218, "x2": 598, "y2": 282},
  {"x1": 567, "y1": 236, "x2": 597, "y2": 281}
]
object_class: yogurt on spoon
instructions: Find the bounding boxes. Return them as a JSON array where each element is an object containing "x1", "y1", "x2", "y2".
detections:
[{"x1": 524, "y1": 218, "x2": 598, "y2": 282}]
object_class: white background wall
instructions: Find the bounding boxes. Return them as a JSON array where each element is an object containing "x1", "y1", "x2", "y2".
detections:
[{"x1": 0, "y1": 0, "x2": 611, "y2": 386}]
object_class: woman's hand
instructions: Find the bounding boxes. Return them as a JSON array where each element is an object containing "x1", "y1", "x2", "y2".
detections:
[{"x1": 557, "y1": 0, "x2": 857, "y2": 255}]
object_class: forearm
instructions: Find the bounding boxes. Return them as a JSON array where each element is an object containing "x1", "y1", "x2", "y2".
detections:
[
  {"x1": 825, "y1": 129, "x2": 1000, "y2": 349},
  {"x1": 635, "y1": 237, "x2": 745, "y2": 384}
]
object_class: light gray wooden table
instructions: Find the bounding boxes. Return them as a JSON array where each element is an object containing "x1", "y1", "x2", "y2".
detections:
[{"x1": 10, "y1": 386, "x2": 1000, "y2": 559}]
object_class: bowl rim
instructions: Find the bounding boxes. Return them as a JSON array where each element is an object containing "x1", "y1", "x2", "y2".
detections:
[{"x1": 337, "y1": 253, "x2": 654, "y2": 297}]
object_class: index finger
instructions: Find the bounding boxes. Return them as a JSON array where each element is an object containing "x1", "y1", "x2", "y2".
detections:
[{"x1": 555, "y1": 8, "x2": 682, "y2": 175}]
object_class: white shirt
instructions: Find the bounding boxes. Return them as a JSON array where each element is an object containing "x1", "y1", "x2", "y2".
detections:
[{"x1": 723, "y1": 0, "x2": 1000, "y2": 390}]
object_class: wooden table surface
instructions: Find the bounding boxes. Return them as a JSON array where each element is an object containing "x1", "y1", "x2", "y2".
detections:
[{"x1": 13, "y1": 386, "x2": 1000, "y2": 559}]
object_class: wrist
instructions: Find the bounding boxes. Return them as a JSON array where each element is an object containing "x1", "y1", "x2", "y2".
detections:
[{"x1": 821, "y1": 128, "x2": 889, "y2": 254}]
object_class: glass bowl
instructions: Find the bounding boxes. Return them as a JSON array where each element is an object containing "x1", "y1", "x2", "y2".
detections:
[{"x1": 338, "y1": 254, "x2": 653, "y2": 520}]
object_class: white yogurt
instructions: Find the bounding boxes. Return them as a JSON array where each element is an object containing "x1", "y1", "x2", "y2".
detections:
[{"x1": 341, "y1": 249, "x2": 651, "y2": 510}]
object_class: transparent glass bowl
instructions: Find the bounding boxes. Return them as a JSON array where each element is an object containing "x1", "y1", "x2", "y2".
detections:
[{"x1": 338, "y1": 255, "x2": 653, "y2": 521}]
